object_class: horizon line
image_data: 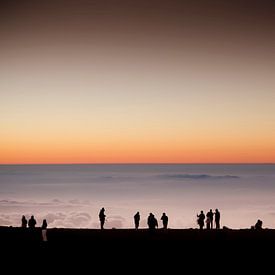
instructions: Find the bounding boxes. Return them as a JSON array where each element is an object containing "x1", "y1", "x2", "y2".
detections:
[{"x1": 0, "y1": 162, "x2": 274, "y2": 166}]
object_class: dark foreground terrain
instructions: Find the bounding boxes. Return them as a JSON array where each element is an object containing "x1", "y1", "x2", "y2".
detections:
[{"x1": 1, "y1": 226, "x2": 274, "y2": 272}]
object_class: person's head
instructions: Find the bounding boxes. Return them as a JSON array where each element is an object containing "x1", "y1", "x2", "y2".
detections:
[
  {"x1": 210, "y1": 209, "x2": 213, "y2": 212},
  {"x1": 31, "y1": 215, "x2": 34, "y2": 219},
  {"x1": 201, "y1": 210, "x2": 203, "y2": 214},
  {"x1": 216, "y1": 209, "x2": 219, "y2": 212}
]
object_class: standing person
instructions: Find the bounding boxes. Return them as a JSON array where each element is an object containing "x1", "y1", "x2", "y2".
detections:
[
  {"x1": 206, "y1": 209, "x2": 214, "y2": 229},
  {"x1": 41, "y1": 219, "x2": 48, "y2": 242},
  {"x1": 99, "y1": 208, "x2": 106, "y2": 229},
  {"x1": 254, "y1": 219, "x2": 263, "y2": 230},
  {"x1": 21, "y1": 215, "x2": 27, "y2": 228},
  {"x1": 147, "y1": 213, "x2": 158, "y2": 230},
  {"x1": 28, "y1": 215, "x2": 37, "y2": 229},
  {"x1": 160, "y1": 213, "x2": 168, "y2": 229},
  {"x1": 197, "y1": 211, "x2": 205, "y2": 230},
  {"x1": 134, "y1": 212, "x2": 140, "y2": 229},
  {"x1": 214, "y1": 209, "x2": 220, "y2": 229}
]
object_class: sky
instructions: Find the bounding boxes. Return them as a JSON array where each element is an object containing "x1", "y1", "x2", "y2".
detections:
[{"x1": 0, "y1": 0, "x2": 275, "y2": 164}]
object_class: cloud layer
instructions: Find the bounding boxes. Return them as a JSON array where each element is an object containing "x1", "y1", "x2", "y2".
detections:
[{"x1": 158, "y1": 174, "x2": 239, "y2": 180}]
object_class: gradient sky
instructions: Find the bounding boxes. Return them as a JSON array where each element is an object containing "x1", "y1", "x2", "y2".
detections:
[{"x1": 0, "y1": 0, "x2": 275, "y2": 163}]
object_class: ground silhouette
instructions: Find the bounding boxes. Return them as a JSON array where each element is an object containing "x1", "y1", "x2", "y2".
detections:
[{"x1": 0, "y1": 226, "x2": 273, "y2": 273}]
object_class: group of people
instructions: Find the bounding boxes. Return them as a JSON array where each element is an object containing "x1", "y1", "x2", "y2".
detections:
[
  {"x1": 135, "y1": 212, "x2": 168, "y2": 230},
  {"x1": 99, "y1": 208, "x2": 167, "y2": 230},
  {"x1": 197, "y1": 209, "x2": 221, "y2": 230},
  {"x1": 21, "y1": 209, "x2": 264, "y2": 235},
  {"x1": 99, "y1": 208, "x2": 169, "y2": 230},
  {"x1": 21, "y1": 215, "x2": 37, "y2": 228},
  {"x1": 99, "y1": 208, "x2": 222, "y2": 230},
  {"x1": 21, "y1": 215, "x2": 48, "y2": 241}
]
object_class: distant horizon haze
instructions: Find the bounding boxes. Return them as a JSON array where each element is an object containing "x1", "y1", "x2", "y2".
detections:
[{"x1": 1, "y1": 164, "x2": 275, "y2": 229}]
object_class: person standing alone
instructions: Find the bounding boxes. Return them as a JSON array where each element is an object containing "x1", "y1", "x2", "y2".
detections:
[
  {"x1": 41, "y1": 219, "x2": 48, "y2": 242},
  {"x1": 99, "y1": 208, "x2": 106, "y2": 229},
  {"x1": 161, "y1": 213, "x2": 168, "y2": 229},
  {"x1": 21, "y1": 215, "x2": 27, "y2": 228},
  {"x1": 134, "y1": 211, "x2": 140, "y2": 229}
]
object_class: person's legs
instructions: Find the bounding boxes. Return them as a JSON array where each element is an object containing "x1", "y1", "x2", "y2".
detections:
[{"x1": 42, "y1": 229, "x2": 47, "y2": 241}]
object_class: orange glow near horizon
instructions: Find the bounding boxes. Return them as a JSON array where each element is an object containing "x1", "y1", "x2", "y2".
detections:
[
  {"x1": 1, "y1": 86, "x2": 275, "y2": 164},
  {"x1": 1, "y1": 135, "x2": 274, "y2": 164},
  {"x1": 1, "y1": 92, "x2": 275, "y2": 164}
]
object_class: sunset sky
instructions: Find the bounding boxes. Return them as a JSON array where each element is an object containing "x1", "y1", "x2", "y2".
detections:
[{"x1": 0, "y1": 0, "x2": 275, "y2": 164}]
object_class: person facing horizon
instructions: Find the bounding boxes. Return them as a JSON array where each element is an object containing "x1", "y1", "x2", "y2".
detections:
[
  {"x1": 197, "y1": 211, "x2": 205, "y2": 230},
  {"x1": 206, "y1": 209, "x2": 214, "y2": 229},
  {"x1": 147, "y1": 213, "x2": 158, "y2": 230},
  {"x1": 21, "y1": 215, "x2": 27, "y2": 228},
  {"x1": 214, "y1": 209, "x2": 221, "y2": 229},
  {"x1": 134, "y1": 211, "x2": 140, "y2": 229},
  {"x1": 161, "y1": 213, "x2": 168, "y2": 229},
  {"x1": 41, "y1": 219, "x2": 48, "y2": 241},
  {"x1": 99, "y1": 208, "x2": 106, "y2": 229},
  {"x1": 42, "y1": 219, "x2": 47, "y2": 229},
  {"x1": 28, "y1": 215, "x2": 36, "y2": 229},
  {"x1": 254, "y1": 219, "x2": 263, "y2": 230}
]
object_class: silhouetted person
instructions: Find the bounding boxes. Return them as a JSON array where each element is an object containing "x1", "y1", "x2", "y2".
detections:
[
  {"x1": 206, "y1": 216, "x2": 211, "y2": 229},
  {"x1": 28, "y1": 215, "x2": 36, "y2": 229},
  {"x1": 206, "y1": 209, "x2": 214, "y2": 229},
  {"x1": 134, "y1": 212, "x2": 140, "y2": 229},
  {"x1": 161, "y1": 213, "x2": 168, "y2": 229},
  {"x1": 255, "y1": 219, "x2": 263, "y2": 230},
  {"x1": 41, "y1": 219, "x2": 48, "y2": 241},
  {"x1": 99, "y1": 208, "x2": 106, "y2": 229},
  {"x1": 214, "y1": 209, "x2": 220, "y2": 229},
  {"x1": 21, "y1": 215, "x2": 27, "y2": 228},
  {"x1": 147, "y1": 213, "x2": 158, "y2": 230},
  {"x1": 197, "y1": 211, "x2": 205, "y2": 230}
]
